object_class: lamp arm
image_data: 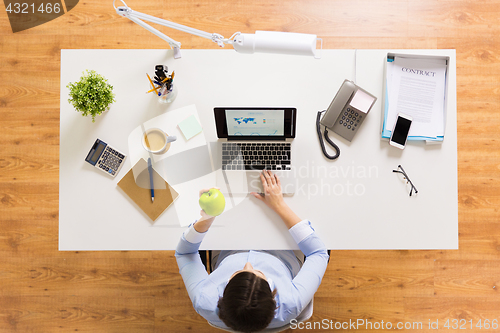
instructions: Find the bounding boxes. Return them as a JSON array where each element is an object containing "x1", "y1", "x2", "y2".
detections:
[
  {"x1": 129, "y1": 10, "x2": 214, "y2": 41},
  {"x1": 125, "y1": 14, "x2": 181, "y2": 49},
  {"x1": 114, "y1": 0, "x2": 232, "y2": 57}
]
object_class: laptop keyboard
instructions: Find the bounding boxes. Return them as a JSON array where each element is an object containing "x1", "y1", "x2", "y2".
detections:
[{"x1": 222, "y1": 142, "x2": 291, "y2": 171}]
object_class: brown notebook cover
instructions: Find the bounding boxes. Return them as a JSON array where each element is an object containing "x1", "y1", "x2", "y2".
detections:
[{"x1": 117, "y1": 158, "x2": 179, "y2": 221}]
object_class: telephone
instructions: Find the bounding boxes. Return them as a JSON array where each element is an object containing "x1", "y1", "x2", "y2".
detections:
[{"x1": 316, "y1": 79, "x2": 377, "y2": 159}]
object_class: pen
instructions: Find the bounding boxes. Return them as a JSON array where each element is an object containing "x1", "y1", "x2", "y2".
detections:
[
  {"x1": 158, "y1": 85, "x2": 168, "y2": 97},
  {"x1": 147, "y1": 158, "x2": 155, "y2": 203}
]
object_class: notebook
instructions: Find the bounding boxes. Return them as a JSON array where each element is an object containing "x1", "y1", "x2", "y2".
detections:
[{"x1": 117, "y1": 158, "x2": 179, "y2": 221}]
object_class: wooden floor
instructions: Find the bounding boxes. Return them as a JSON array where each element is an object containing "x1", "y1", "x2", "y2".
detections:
[{"x1": 1, "y1": 0, "x2": 499, "y2": 332}]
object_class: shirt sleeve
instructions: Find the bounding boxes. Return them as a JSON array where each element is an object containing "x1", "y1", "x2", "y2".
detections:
[
  {"x1": 183, "y1": 222, "x2": 208, "y2": 244},
  {"x1": 289, "y1": 220, "x2": 329, "y2": 315},
  {"x1": 175, "y1": 222, "x2": 210, "y2": 305},
  {"x1": 288, "y1": 219, "x2": 314, "y2": 244}
]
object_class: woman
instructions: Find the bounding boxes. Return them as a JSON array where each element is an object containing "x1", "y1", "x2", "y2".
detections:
[{"x1": 176, "y1": 171, "x2": 329, "y2": 332}]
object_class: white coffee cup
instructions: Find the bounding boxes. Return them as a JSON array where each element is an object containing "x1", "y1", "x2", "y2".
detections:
[{"x1": 142, "y1": 128, "x2": 177, "y2": 154}]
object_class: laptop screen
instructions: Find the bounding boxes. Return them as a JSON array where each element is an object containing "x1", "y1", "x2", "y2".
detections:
[
  {"x1": 214, "y1": 107, "x2": 296, "y2": 140},
  {"x1": 225, "y1": 109, "x2": 284, "y2": 136}
]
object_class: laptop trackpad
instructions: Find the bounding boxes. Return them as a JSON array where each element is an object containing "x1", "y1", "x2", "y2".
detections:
[
  {"x1": 216, "y1": 170, "x2": 295, "y2": 195},
  {"x1": 216, "y1": 171, "x2": 256, "y2": 195}
]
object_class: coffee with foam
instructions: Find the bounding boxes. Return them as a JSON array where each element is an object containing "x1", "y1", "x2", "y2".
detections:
[
  {"x1": 144, "y1": 130, "x2": 166, "y2": 151},
  {"x1": 142, "y1": 128, "x2": 170, "y2": 154}
]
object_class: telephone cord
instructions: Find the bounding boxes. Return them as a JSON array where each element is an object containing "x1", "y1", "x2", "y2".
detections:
[{"x1": 316, "y1": 110, "x2": 340, "y2": 160}]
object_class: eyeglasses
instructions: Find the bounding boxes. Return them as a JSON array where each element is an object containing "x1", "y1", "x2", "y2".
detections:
[{"x1": 392, "y1": 165, "x2": 418, "y2": 196}]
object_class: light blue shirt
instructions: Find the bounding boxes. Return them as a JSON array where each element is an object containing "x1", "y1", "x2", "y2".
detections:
[{"x1": 175, "y1": 220, "x2": 329, "y2": 330}]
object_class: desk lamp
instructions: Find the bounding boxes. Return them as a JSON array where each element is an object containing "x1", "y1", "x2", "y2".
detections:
[{"x1": 113, "y1": 0, "x2": 322, "y2": 59}]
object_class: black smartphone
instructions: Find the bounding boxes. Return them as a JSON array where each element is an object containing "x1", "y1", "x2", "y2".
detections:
[{"x1": 390, "y1": 113, "x2": 413, "y2": 149}]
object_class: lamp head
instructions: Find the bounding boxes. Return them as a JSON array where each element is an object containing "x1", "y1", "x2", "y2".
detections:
[{"x1": 231, "y1": 31, "x2": 321, "y2": 59}]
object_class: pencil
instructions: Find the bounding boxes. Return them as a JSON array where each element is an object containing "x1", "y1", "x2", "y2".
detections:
[{"x1": 146, "y1": 73, "x2": 159, "y2": 94}]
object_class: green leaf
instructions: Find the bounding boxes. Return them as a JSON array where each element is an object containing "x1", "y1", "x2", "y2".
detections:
[{"x1": 67, "y1": 70, "x2": 116, "y2": 122}]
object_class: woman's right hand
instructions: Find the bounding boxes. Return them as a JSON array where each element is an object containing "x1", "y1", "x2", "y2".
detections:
[
  {"x1": 251, "y1": 170, "x2": 302, "y2": 229},
  {"x1": 250, "y1": 170, "x2": 285, "y2": 213}
]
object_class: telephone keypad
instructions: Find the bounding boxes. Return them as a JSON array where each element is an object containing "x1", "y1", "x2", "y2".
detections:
[{"x1": 339, "y1": 108, "x2": 363, "y2": 131}]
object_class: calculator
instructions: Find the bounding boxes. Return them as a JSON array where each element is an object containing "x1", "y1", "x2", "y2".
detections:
[{"x1": 85, "y1": 138, "x2": 126, "y2": 177}]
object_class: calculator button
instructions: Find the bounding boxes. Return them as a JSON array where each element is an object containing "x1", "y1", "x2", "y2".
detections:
[
  {"x1": 355, "y1": 113, "x2": 358, "y2": 117},
  {"x1": 339, "y1": 120, "x2": 343, "y2": 124},
  {"x1": 347, "y1": 125, "x2": 351, "y2": 129}
]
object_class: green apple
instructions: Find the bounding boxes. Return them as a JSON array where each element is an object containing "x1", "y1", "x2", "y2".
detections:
[{"x1": 199, "y1": 189, "x2": 226, "y2": 216}]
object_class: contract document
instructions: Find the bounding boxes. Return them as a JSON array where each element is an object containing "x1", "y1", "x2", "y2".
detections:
[{"x1": 383, "y1": 55, "x2": 448, "y2": 141}]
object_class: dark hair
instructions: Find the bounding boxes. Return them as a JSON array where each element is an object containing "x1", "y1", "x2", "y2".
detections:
[{"x1": 217, "y1": 271, "x2": 277, "y2": 333}]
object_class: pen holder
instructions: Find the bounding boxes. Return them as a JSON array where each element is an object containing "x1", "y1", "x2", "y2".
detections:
[{"x1": 158, "y1": 83, "x2": 177, "y2": 104}]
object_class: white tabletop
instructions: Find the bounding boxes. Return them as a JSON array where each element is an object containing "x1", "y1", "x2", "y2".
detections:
[{"x1": 59, "y1": 49, "x2": 457, "y2": 250}]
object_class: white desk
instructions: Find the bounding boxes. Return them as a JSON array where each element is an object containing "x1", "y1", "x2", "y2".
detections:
[{"x1": 59, "y1": 49, "x2": 457, "y2": 251}]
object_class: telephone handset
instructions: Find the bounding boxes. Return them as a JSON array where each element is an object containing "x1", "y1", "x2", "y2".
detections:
[{"x1": 316, "y1": 79, "x2": 377, "y2": 159}]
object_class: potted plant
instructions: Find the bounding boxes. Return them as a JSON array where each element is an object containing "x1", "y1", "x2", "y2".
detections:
[{"x1": 67, "y1": 70, "x2": 116, "y2": 122}]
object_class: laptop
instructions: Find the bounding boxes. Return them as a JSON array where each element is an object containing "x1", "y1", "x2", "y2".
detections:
[{"x1": 212, "y1": 107, "x2": 297, "y2": 195}]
